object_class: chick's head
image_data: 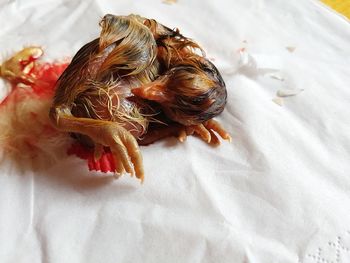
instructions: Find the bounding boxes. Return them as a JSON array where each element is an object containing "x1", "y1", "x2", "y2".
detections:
[{"x1": 133, "y1": 58, "x2": 227, "y2": 126}]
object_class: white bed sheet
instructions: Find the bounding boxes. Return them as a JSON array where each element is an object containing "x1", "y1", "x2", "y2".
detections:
[{"x1": 0, "y1": 0, "x2": 350, "y2": 262}]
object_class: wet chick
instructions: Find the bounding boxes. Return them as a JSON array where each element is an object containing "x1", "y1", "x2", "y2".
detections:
[
  {"x1": 49, "y1": 14, "x2": 230, "y2": 181},
  {"x1": 134, "y1": 19, "x2": 231, "y2": 144},
  {"x1": 50, "y1": 14, "x2": 159, "y2": 181}
]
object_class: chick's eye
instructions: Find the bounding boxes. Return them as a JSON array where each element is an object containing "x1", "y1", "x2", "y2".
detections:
[{"x1": 191, "y1": 95, "x2": 206, "y2": 105}]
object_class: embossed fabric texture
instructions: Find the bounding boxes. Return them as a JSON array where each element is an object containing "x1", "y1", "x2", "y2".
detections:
[{"x1": 0, "y1": 0, "x2": 349, "y2": 262}]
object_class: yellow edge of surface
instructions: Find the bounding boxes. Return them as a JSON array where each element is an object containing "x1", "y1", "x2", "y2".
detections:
[{"x1": 321, "y1": 0, "x2": 350, "y2": 19}]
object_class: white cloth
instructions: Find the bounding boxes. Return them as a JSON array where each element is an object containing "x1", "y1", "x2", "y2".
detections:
[{"x1": 1, "y1": 0, "x2": 350, "y2": 262}]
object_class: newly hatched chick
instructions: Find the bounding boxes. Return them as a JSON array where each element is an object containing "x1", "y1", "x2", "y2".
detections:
[
  {"x1": 50, "y1": 14, "x2": 230, "y2": 181},
  {"x1": 50, "y1": 14, "x2": 159, "y2": 181}
]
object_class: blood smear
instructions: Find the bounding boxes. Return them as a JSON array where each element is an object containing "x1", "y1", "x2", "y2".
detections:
[
  {"x1": 1, "y1": 61, "x2": 117, "y2": 173},
  {"x1": 0, "y1": 62, "x2": 69, "y2": 105}
]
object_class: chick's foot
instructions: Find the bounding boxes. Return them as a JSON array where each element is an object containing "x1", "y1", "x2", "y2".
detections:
[
  {"x1": 179, "y1": 119, "x2": 232, "y2": 146},
  {"x1": 0, "y1": 47, "x2": 43, "y2": 85},
  {"x1": 51, "y1": 107, "x2": 144, "y2": 182},
  {"x1": 92, "y1": 123, "x2": 144, "y2": 181}
]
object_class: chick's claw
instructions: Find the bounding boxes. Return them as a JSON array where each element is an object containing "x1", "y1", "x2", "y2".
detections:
[
  {"x1": 93, "y1": 143, "x2": 104, "y2": 162},
  {"x1": 177, "y1": 119, "x2": 231, "y2": 146},
  {"x1": 203, "y1": 119, "x2": 232, "y2": 143},
  {"x1": 208, "y1": 129, "x2": 220, "y2": 146},
  {"x1": 90, "y1": 124, "x2": 144, "y2": 182},
  {"x1": 0, "y1": 47, "x2": 43, "y2": 84}
]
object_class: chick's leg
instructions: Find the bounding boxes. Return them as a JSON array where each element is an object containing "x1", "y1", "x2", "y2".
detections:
[
  {"x1": 137, "y1": 123, "x2": 183, "y2": 146},
  {"x1": 50, "y1": 106, "x2": 144, "y2": 182}
]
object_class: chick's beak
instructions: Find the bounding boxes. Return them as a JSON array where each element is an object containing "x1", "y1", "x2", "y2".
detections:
[{"x1": 132, "y1": 81, "x2": 168, "y2": 103}]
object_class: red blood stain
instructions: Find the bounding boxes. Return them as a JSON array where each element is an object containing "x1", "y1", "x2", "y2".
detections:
[{"x1": 1, "y1": 61, "x2": 116, "y2": 173}]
